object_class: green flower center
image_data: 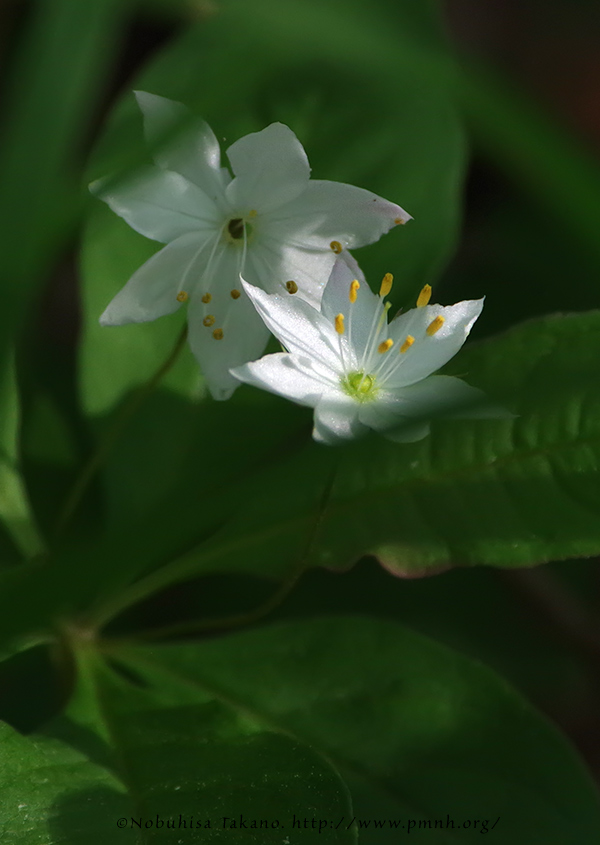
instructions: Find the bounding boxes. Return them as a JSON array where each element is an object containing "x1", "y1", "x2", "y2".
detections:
[{"x1": 342, "y1": 371, "x2": 378, "y2": 402}]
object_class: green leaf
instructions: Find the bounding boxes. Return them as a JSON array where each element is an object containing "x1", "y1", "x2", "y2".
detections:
[
  {"x1": 0, "y1": 720, "x2": 128, "y2": 845},
  {"x1": 80, "y1": 0, "x2": 464, "y2": 413},
  {"x1": 116, "y1": 616, "x2": 600, "y2": 844},
  {"x1": 85, "y1": 308, "x2": 600, "y2": 621},
  {"x1": 17, "y1": 649, "x2": 355, "y2": 844}
]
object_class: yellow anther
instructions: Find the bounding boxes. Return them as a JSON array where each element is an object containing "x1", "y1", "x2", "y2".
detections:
[
  {"x1": 379, "y1": 273, "x2": 393, "y2": 297},
  {"x1": 176, "y1": 291, "x2": 188, "y2": 302},
  {"x1": 330, "y1": 240, "x2": 343, "y2": 254},
  {"x1": 394, "y1": 217, "x2": 405, "y2": 225},
  {"x1": 349, "y1": 279, "x2": 360, "y2": 303},
  {"x1": 212, "y1": 328, "x2": 224, "y2": 340},
  {"x1": 203, "y1": 315, "x2": 215, "y2": 327},
  {"x1": 426, "y1": 315, "x2": 445, "y2": 336},
  {"x1": 378, "y1": 338, "x2": 394, "y2": 354},
  {"x1": 416, "y1": 284, "x2": 432, "y2": 308},
  {"x1": 285, "y1": 280, "x2": 298, "y2": 294},
  {"x1": 400, "y1": 335, "x2": 415, "y2": 353},
  {"x1": 230, "y1": 289, "x2": 241, "y2": 299},
  {"x1": 201, "y1": 292, "x2": 212, "y2": 304},
  {"x1": 335, "y1": 313, "x2": 345, "y2": 335},
  {"x1": 248, "y1": 209, "x2": 258, "y2": 218}
]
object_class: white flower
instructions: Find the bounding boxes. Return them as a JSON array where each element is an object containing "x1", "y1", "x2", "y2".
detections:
[
  {"x1": 91, "y1": 91, "x2": 411, "y2": 400},
  {"x1": 231, "y1": 253, "x2": 507, "y2": 444}
]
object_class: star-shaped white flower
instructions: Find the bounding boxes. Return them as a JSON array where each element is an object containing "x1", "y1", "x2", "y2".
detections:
[
  {"x1": 92, "y1": 91, "x2": 411, "y2": 399},
  {"x1": 231, "y1": 253, "x2": 508, "y2": 444}
]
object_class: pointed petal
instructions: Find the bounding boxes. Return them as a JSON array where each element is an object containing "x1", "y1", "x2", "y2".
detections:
[
  {"x1": 251, "y1": 236, "x2": 337, "y2": 308},
  {"x1": 240, "y1": 280, "x2": 342, "y2": 373},
  {"x1": 231, "y1": 353, "x2": 332, "y2": 407},
  {"x1": 320, "y1": 252, "x2": 382, "y2": 354},
  {"x1": 91, "y1": 166, "x2": 220, "y2": 243},
  {"x1": 265, "y1": 179, "x2": 411, "y2": 250},
  {"x1": 187, "y1": 251, "x2": 271, "y2": 400},
  {"x1": 313, "y1": 396, "x2": 367, "y2": 444},
  {"x1": 356, "y1": 397, "x2": 429, "y2": 442},
  {"x1": 99, "y1": 232, "x2": 211, "y2": 326},
  {"x1": 384, "y1": 420, "x2": 431, "y2": 443},
  {"x1": 385, "y1": 299, "x2": 484, "y2": 388},
  {"x1": 134, "y1": 91, "x2": 228, "y2": 206},
  {"x1": 387, "y1": 375, "x2": 499, "y2": 419},
  {"x1": 225, "y1": 123, "x2": 310, "y2": 214}
]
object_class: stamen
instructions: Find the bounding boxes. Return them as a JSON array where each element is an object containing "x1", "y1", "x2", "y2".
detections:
[
  {"x1": 248, "y1": 209, "x2": 258, "y2": 218},
  {"x1": 212, "y1": 328, "x2": 224, "y2": 340},
  {"x1": 335, "y1": 313, "x2": 345, "y2": 335},
  {"x1": 426, "y1": 315, "x2": 445, "y2": 336},
  {"x1": 379, "y1": 273, "x2": 393, "y2": 297},
  {"x1": 349, "y1": 279, "x2": 360, "y2": 303},
  {"x1": 285, "y1": 281, "x2": 298, "y2": 294},
  {"x1": 400, "y1": 335, "x2": 415, "y2": 353},
  {"x1": 394, "y1": 217, "x2": 405, "y2": 225},
  {"x1": 330, "y1": 241, "x2": 342, "y2": 254},
  {"x1": 417, "y1": 285, "x2": 432, "y2": 308},
  {"x1": 203, "y1": 315, "x2": 215, "y2": 327},
  {"x1": 201, "y1": 292, "x2": 212, "y2": 304},
  {"x1": 176, "y1": 291, "x2": 188, "y2": 302},
  {"x1": 230, "y1": 289, "x2": 241, "y2": 299},
  {"x1": 378, "y1": 338, "x2": 393, "y2": 354}
]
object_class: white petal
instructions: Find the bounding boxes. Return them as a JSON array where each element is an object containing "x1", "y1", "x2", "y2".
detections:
[
  {"x1": 187, "y1": 250, "x2": 270, "y2": 400},
  {"x1": 264, "y1": 179, "x2": 411, "y2": 250},
  {"x1": 251, "y1": 236, "x2": 337, "y2": 309},
  {"x1": 225, "y1": 123, "x2": 310, "y2": 214},
  {"x1": 231, "y1": 353, "x2": 331, "y2": 408},
  {"x1": 241, "y1": 280, "x2": 342, "y2": 374},
  {"x1": 384, "y1": 299, "x2": 484, "y2": 388},
  {"x1": 384, "y1": 420, "x2": 431, "y2": 443},
  {"x1": 91, "y1": 167, "x2": 220, "y2": 243},
  {"x1": 320, "y1": 252, "x2": 381, "y2": 354},
  {"x1": 313, "y1": 396, "x2": 367, "y2": 444},
  {"x1": 134, "y1": 91, "x2": 228, "y2": 206},
  {"x1": 388, "y1": 375, "x2": 496, "y2": 419},
  {"x1": 356, "y1": 397, "x2": 429, "y2": 443},
  {"x1": 99, "y1": 232, "x2": 211, "y2": 326}
]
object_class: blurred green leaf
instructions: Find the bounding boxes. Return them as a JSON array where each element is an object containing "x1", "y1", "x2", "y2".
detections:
[
  {"x1": 117, "y1": 616, "x2": 600, "y2": 843},
  {"x1": 0, "y1": 0, "x2": 134, "y2": 365},
  {"x1": 459, "y1": 62, "x2": 600, "y2": 274},
  {"x1": 0, "y1": 352, "x2": 45, "y2": 560}
]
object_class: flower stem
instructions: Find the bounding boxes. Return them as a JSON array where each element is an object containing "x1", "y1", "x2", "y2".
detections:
[{"x1": 54, "y1": 324, "x2": 188, "y2": 539}]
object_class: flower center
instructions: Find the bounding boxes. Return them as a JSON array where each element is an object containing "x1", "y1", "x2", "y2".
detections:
[
  {"x1": 227, "y1": 217, "x2": 245, "y2": 239},
  {"x1": 226, "y1": 215, "x2": 255, "y2": 245},
  {"x1": 342, "y1": 371, "x2": 378, "y2": 402}
]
